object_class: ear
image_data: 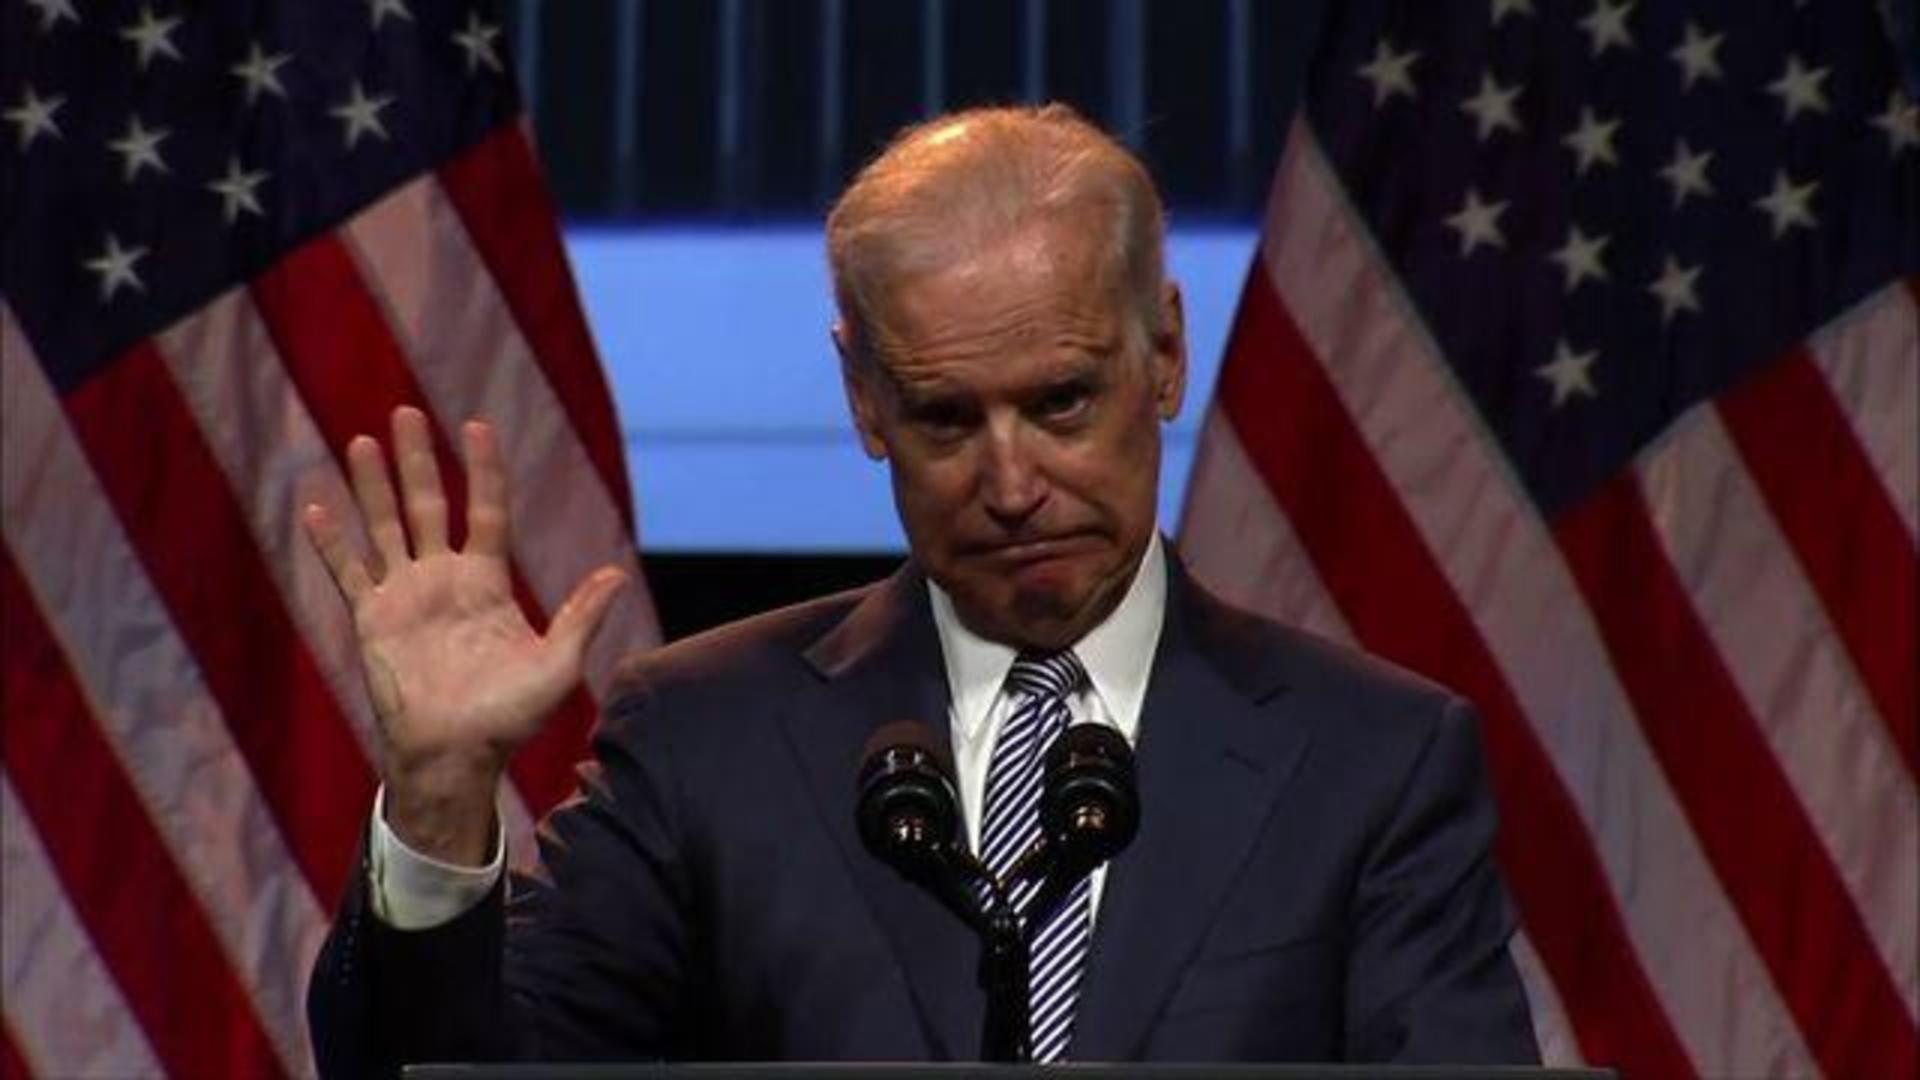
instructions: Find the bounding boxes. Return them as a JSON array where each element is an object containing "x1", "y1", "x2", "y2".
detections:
[
  {"x1": 833, "y1": 319, "x2": 889, "y2": 461},
  {"x1": 1150, "y1": 280, "x2": 1188, "y2": 421}
]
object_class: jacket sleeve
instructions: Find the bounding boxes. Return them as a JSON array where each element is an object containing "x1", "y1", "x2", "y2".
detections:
[
  {"x1": 305, "y1": 681, "x2": 700, "y2": 1077},
  {"x1": 499, "y1": 679, "x2": 705, "y2": 1059},
  {"x1": 305, "y1": 830, "x2": 513, "y2": 1079},
  {"x1": 1342, "y1": 698, "x2": 1540, "y2": 1064}
]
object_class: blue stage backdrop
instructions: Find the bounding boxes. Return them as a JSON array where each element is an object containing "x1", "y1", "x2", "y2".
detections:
[{"x1": 567, "y1": 225, "x2": 1258, "y2": 551}]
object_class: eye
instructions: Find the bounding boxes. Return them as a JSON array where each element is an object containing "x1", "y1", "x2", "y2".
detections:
[
  {"x1": 905, "y1": 397, "x2": 975, "y2": 437},
  {"x1": 1033, "y1": 379, "x2": 1095, "y2": 422}
]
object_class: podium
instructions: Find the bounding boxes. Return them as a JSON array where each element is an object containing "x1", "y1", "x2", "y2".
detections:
[{"x1": 407, "y1": 1065, "x2": 1615, "y2": 1079}]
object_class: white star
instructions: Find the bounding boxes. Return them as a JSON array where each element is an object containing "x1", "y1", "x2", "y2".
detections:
[
  {"x1": 83, "y1": 234, "x2": 149, "y2": 302},
  {"x1": 1491, "y1": 0, "x2": 1534, "y2": 25},
  {"x1": 1870, "y1": 90, "x2": 1920, "y2": 155},
  {"x1": 1753, "y1": 170, "x2": 1819, "y2": 238},
  {"x1": 1536, "y1": 340, "x2": 1598, "y2": 407},
  {"x1": 366, "y1": 0, "x2": 413, "y2": 29},
  {"x1": 1444, "y1": 187, "x2": 1509, "y2": 256},
  {"x1": 1657, "y1": 139, "x2": 1715, "y2": 208},
  {"x1": 230, "y1": 42, "x2": 292, "y2": 105},
  {"x1": 1548, "y1": 224, "x2": 1611, "y2": 293},
  {"x1": 1356, "y1": 39, "x2": 1421, "y2": 107},
  {"x1": 1561, "y1": 107, "x2": 1621, "y2": 175},
  {"x1": 329, "y1": 80, "x2": 395, "y2": 149},
  {"x1": 107, "y1": 115, "x2": 171, "y2": 182},
  {"x1": 4, "y1": 86, "x2": 64, "y2": 150},
  {"x1": 1766, "y1": 55, "x2": 1831, "y2": 123},
  {"x1": 451, "y1": 11, "x2": 505, "y2": 73},
  {"x1": 119, "y1": 5, "x2": 183, "y2": 71},
  {"x1": 1646, "y1": 255, "x2": 1703, "y2": 323},
  {"x1": 24, "y1": 0, "x2": 79, "y2": 32},
  {"x1": 1578, "y1": 0, "x2": 1636, "y2": 57},
  {"x1": 1669, "y1": 22, "x2": 1725, "y2": 90},
  {"x1": 206, "y1": 157, "x2": 269, "y2": 223},
  {"x1": 1460, "y1": 72, "x2": 1524, "y2": 142}
]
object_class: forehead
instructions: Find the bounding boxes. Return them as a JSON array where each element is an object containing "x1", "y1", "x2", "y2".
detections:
[{"x1": 867, "y1": 221, "x2": 1130, "y2": 386}]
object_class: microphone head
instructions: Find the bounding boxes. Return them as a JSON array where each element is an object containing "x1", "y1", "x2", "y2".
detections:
[
  {"x1": 1041, "y1": 723, "x2": 1140, "y2": 868},
  {"x1": 856, "y1": 722, "x2": 961, "y2": 872}
]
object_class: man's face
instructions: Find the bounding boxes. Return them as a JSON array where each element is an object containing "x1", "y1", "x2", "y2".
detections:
[{"x1": 840, "y1": 218, "x2": 1186, "y2": 651}]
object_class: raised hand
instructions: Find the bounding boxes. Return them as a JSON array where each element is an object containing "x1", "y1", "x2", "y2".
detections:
[{"x1": 304, "y1": 407, "x2": 626, "y2": 864}]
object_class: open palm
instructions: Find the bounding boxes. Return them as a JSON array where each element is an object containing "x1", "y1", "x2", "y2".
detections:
[
  {"x1": 351, "y1": 548, "x2": 578, "y2": 758},
  {"x1": 304, "y1": 407, "x2": 623, "y2": 859}
]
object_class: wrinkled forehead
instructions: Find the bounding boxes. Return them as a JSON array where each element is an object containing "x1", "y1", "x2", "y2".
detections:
[
  {"x1": 921, "y1": 215, "x2": 1111, "y2": 300},
  {"x1": 864, "y1": 219, "x2": 1132, "y2": 363}
]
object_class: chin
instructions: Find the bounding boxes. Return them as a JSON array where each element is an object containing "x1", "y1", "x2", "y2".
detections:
[
  {"x1": 1009, "y1": 576, "x2": 1120, "y2": 645},
  {"x1": 1007, "y1": 592, "x2": 1077, "y2": 634},
  {"x1": 938, "y1": 543, "x2": 1127, "y2": 644}
]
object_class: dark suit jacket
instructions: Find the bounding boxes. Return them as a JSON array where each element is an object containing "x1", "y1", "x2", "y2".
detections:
[{"x1": 308, "y1": 555, "x2": 1537, "y2": 1075}]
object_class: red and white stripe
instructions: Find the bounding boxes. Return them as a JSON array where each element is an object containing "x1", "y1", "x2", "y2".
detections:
[
  {"x1": 1, "y1": 124, "x2": 656, "y2": 1076},
  {"x1": 151, "y1": 285, "x2": 548, "y2": 866},
  {"x1": 338, "y1": 167, "x2": 658, "y2": 695},
  {"x1": 1803, "y1": 285, "x2": 1920, "y2": 542},
  {"x1": 1641, "y1": 386, "x2": 1918, "y2": 1021},
  {"x1": 3, "y1": 313, "x2": 320, "y2": 1076},
  {"x1": 2, "y1": 778, "x2": 163, "y2": 1079},
  {"x1": 1180, "y1": 119, "x2": 1918, "y2": 1078}
]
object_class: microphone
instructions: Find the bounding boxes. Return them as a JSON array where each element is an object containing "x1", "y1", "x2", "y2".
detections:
[
  {"x1": 1004, "y1": 723, "x2": 1140, "y2": 936},
  {"x1": 1040, "y1": 723, "x2": 1140, "y2": 875},
  {"x1": 855, "y1": 722, "x2": 1026, "y2": 1061},
  {"x1": 855, "y1": 721, "x2": 962, "y2": 879},
  {"x1": 855, "y1": 722, "x2": 997, "y2": 932}
]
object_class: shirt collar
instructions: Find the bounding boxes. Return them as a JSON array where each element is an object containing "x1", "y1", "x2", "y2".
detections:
[{"x1": 929, "y1": 533, "x2": 1168, "y2": 741}]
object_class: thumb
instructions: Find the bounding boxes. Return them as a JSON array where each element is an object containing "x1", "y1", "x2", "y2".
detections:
[{"x1": 547, "y1": 566, "x2": 629, "y2": 664}]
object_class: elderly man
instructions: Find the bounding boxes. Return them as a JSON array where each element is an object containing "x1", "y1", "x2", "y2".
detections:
[{"x1": 304, "y1": 105, "x2": 1537, "y2": 1075}]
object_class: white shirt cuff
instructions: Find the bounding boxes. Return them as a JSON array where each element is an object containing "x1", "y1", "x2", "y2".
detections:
[{"x1": 367, "y1": 785, "x2": 505, "y2": 931}]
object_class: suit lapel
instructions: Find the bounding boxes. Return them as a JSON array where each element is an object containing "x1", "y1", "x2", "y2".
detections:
[
  {"x1": 1070, "y1": 558, "x2": 1311, "y2": 1060},
  {"x1": 781, "y1": 566, "x2": 983, "y2": 1060},
  {"x1": 778, "y1": 555, "x2": 1313, "y2": 1061}
]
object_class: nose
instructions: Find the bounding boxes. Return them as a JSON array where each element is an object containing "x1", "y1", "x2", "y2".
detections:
[{"x1": 979, "y1": 420, "x2": 1046, "y2": 527}]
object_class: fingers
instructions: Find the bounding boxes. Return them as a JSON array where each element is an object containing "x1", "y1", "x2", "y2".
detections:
[
  {"x1": 347, "y1": 433, "x2": 410, "y2": 570},
  {"x1": 463, "y1": 420, "x2": 510, "y2": 559},
  {"x1": 302, "y1": 502, "x2": 375, "y2": 603},
  {"x1": 546, "y1": 566, "x2": 629, "y2": 665},
  {"x1": 342, "y1": 408, "x2": 497, "y2": 570},
  {"x1": 391, "y1": 407, "x2": 450, "y2": 555}
]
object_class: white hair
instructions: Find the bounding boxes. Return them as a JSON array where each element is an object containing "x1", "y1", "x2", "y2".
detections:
[{"x1": 826, "y1": 103, "x2": 1168, "y2": 368}]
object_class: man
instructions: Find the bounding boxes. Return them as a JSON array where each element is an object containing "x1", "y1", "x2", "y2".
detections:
[{"x1": 304, "y1": 104, "x2": 1538, "y2": 1074}]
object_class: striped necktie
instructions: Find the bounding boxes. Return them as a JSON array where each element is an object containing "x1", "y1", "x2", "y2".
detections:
[{"x1": 978, "y1": 650, "x2": 1093, "y2": 1063}]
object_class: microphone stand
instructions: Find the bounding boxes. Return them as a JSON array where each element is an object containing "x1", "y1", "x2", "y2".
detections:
[
  {"x1": 915, "y1": 847, "x2": 1033, "y2": 1064},
  {"x1": 977, "y1": 891, "x2": 1030, "y2": 1063},
  {"x1": 982, "y1": 835, "x2": 1107, "y2": 1061},
  {"x1": 1004, "y1": 841, "x2": 1084, "y2": 949},
  {"x1": 946, "y1": 840, "x2": 1091, "y2": 1063},
  {"x1": 877, "y1": 829, "x2": 1069, "y2": 1063},
  {"x1": 857, "y1": 724, "x2": 1137, "y2": 1065}
]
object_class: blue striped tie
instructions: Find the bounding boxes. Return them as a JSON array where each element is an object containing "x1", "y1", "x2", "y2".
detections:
[{"x1": 978, "y1": 650, "x2": 1093, "y2": 1063}]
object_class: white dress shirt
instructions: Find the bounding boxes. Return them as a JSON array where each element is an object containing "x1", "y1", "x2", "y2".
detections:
[
  {"x1": 929, "y1": 533, "x2": 1165, "y2": 920},
  {"x1": 369, "y1": 534, "x2": 1168, "y2": 931},
  {"x1": 367, "y1": 784, "x2": 506, "y2": 930}
]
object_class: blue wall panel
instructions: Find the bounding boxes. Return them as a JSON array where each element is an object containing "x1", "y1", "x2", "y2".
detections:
[{"x1": 568, "y1": 226, "x2": 1257, "y2": 551}]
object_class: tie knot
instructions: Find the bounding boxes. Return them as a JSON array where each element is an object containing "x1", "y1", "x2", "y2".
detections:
[{"x1": 1006, "y1": 649, "x2": 1086, "y2": 701}]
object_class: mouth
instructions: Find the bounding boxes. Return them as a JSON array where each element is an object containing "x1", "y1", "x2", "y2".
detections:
[{"x1": 964, "y1": 532, "x2": 1102, "y2": 565}]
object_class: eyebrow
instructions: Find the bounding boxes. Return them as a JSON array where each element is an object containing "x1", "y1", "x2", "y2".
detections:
[{"x1": 877, "y1": 342, "x2": 1112, "y2": 401}]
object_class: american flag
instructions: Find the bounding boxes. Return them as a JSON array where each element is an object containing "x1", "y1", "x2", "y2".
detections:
[
  {"x1": 1181, "y1": 0, "x2": 1917, "y2": 1076},
  {"x1": 0, "y1": 1, "x2": 658, "y2": 1075}
]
